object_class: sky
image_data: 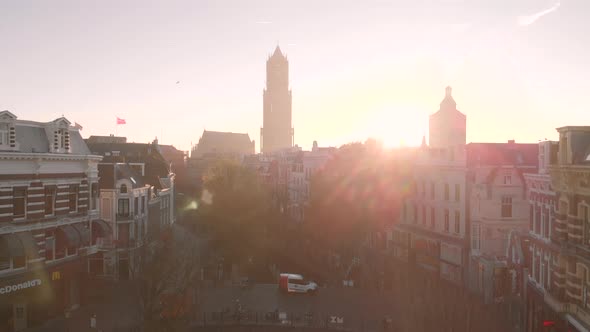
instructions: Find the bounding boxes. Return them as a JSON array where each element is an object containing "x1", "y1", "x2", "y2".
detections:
[{"x1": 1, "y1": 0, "x2": 589, "y2": 152}]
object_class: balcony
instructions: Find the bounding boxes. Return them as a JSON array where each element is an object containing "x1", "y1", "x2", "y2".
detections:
[{"x1": 96, "y1": 237, "x2": 115, "y2": 249}]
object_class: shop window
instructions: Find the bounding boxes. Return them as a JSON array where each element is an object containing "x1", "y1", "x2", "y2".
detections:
[
  {"x1": 12, "y1": 255, "x2": 25, "y2": 269},
  {"x1": 13, "y1": 188, "x2": 26, "y2": 218},
  {"x1": 0, "y1": 255, "x2": 9, "y2": 270}
]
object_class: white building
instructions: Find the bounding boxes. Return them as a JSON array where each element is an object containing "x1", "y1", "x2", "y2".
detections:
[
  {"x1": 467, "y1": 141, "x2": 538, "y2": 303},
  {"x1": 393, "y1": 87, "x2": 469, "y2": 286}
]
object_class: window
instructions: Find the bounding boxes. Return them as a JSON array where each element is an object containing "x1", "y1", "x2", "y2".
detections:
[
  {"x1": 45, "y1": 186, "x2": 55, "y2": 215},
  {"x1": 0, "y1": 123, "x2": 9, "y2": 146},
  {"x1": 430, "y1": 207, "x2": 435, "y2": 229},
  {"x1": 413, "y1": 204, "x2": 417, "y2": 224},
  {"x1": 501, "y1": 196, "x2": 513, "y2": 218},
  {"x1": 0, "y1": 252, "x2": 9, "y2": 270},
  {"x1": 454, "y1": 211, "x2": 460, "y2": 233},
  {"x1": 120, "y1": 184, "x2": 128, "y2": 194},
  {"x1": 444, "y1": 184, "x2": 449, "y2": 201},
  {"x1": 12, "y1": 255, "x2": 25, "y2": 269},
  {"x1": 504, "y1": 174, "x2": 512, "y2": 185},
  {"x1": 472, "y1": 224, "x2": 480, "y2": 250},
  {"x1": 118, "y1": 199, "x2": 129, "y2": 217},
  {"x1": 45, "y1": 234, "x2": 55, "y2": 261},
  {"x1": 430, "y1": 182, "x2": 435, "y2": 200},
  {"x1": 529, "y1": 205, "x2": 534, "y2": 231},
  {"x1": 444, "y1": 210, "x2": 450, "y2": 232},
  {"x1": 455, "y1": 184, "x2": 460, "y2": 202},
  {"x1": 134, "y1": 197, "x2": 139, "y2": 215},
  {"x1": 403, "y1": 202, "x2": 407, "y2": 221},
  {"x1": 13, "y1": 188, "x2": 26, "y2": 218},
  {"x1": 422, "y1": 181, "x2": 426, "y2": 198},
  {"x1": 91, "y1": 183, "x2": 99, "y2": 210},
  {"x1": 69, "y1": 185, "x2": 78, "y2": 212},
  {"x1": 543, "y1": 208, "x2": 549, "y2": 238}
]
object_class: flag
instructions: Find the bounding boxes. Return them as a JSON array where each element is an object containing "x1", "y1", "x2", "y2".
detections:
[
  {"x1": 116, "y1": 117, "x2": 126, "y2": 125},
  {"x1": 73, "y1": 122, "x2": 83, "y2": 130}
]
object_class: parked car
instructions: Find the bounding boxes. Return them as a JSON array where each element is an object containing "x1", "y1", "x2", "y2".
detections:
[{"x1": 278, "y1": 273, "x2": 318, "y2": 294}]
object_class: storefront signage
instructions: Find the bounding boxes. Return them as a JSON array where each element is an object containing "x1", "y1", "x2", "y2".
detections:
[{"x1": 0, "y1": 279, "x2": 42, "y2": 295}]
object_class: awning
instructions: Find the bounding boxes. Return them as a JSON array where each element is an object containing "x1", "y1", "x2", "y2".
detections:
[
  {"x1": 58, "y1": 225, "x2": 81, "y2": 247},
  {"x1": 92, "y1": 219, "x2": 112, "y2": 237},
  {"x1": 17, "y1": 232, "x2": 39, "y2": 259},
  {"x1": 72, "y1": 223, "x2": 90, "y2": 246},
  {"x1": 2, "y1": 235, "x2": 24, "y2": 258}
]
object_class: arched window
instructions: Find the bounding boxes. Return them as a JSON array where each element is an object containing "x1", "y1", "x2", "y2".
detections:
[{"x1": 120, "y1": 184, "x2": 128, "y2": 194}]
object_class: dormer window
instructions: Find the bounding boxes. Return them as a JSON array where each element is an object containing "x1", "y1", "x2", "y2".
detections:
[
  {"x1": 120, "y1": 184, "x2": 128, "y2": 194},
  {"x1": 0, "y1": 123, "x2": 8, "y2": 146},
  {"x1": 54, "y1": 128, "x2": 70, "y2": 151},
  {"x1": 0, "y1": 110, "x2": 17, "y2": 150}
]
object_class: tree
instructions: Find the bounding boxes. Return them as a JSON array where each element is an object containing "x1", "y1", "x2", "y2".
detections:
[
  {"x1": 129, "y1": 224, "x2": 200, "y2": 331},
  {"x1": 304, "y1": 141, "x2": 411, "y2": 263},
  {"x1": 199, "y1": 159, "x2": 274, "y2": 266}
]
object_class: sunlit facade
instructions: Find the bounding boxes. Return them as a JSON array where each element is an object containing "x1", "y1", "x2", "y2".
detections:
[
  {"x1": 0, "y1": 111, "x2": 102, "y2": 331},
  {"x1": 393, "y1": 87, "x2": 469, "y2": 286},
  {"x1": 539, "y1": 126, "x2": 590, "y2": 331}
]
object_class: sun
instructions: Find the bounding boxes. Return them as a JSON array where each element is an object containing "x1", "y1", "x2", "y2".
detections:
[{"x1": 365, "y1": 105, "x2": 426, "y2": 148}]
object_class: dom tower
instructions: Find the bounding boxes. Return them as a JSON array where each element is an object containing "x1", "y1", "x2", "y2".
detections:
[{"x1": 260, "y1": 45, "x2": 294, "y2": 153}]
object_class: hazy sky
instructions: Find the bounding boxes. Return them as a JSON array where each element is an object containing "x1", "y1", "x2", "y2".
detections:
[{"x1": 2, "y1": 0, "x2": 589, "y2": 152}]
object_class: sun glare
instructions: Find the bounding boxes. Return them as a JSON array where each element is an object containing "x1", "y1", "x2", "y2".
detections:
[{"x1": 365, "y1": 105, "x2": 426, "y2": 148}]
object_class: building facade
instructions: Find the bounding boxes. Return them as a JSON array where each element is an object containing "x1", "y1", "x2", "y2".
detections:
[
  {"x1": 0, "y1": 111, "x2": 102, "y2": 331},
  {"x1": 467, "y1": 141, "x2": 538, "y2": 303},
  {"x1": 522, "y1": 140, "x2": 562, "y2": 331},
  {"x1": 542, "y1": 126, "x2": 590, "y2": 331},
  {"x1": 260, "y1": 45, "x2": 294, "y2": 154},
  {"x1": 393, "y1": 87, "x2": 469, "y2": 287},
  {"x1": 86, "y1": 137, "x2": 175, "y2": 282}
]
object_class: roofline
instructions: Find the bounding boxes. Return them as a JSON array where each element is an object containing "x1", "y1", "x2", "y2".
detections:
[
  {"x1": 0, "y1": 152, "x2": 103, "y2": 161},
  {"x1": 556, "y1": 126, "x2": 590, "y2": 132}
]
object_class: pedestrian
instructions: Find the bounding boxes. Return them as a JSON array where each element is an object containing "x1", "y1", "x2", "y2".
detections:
[{"x1": 90, "y1": 313, "x2": 97, "y2": 329}]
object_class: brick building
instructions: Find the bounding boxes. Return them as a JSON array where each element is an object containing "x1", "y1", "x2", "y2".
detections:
[{"x1": 0, "y1": 111, "x2": 102, "y2": 331}]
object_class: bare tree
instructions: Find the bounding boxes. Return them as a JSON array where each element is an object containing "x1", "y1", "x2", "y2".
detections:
[{"x1": 129, "y1": 224, "x2": 200, "y2": 331}]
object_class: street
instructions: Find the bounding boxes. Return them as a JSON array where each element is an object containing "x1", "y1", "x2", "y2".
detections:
[{"x1": 199, "y1": 284, "x2": 400, "y2": 330}]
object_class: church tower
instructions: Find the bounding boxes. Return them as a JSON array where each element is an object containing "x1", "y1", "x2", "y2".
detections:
[
  {"x1": 261, "y1": 45, "x2": 294, "y2": 154},
  {"x1": 428, "y1": 86, "x2": 466, "y2": 148}
]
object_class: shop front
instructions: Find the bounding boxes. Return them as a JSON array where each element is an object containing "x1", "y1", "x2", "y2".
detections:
[{"x1": 0, "y1": 259, "x2": 85, "y2": 331}]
